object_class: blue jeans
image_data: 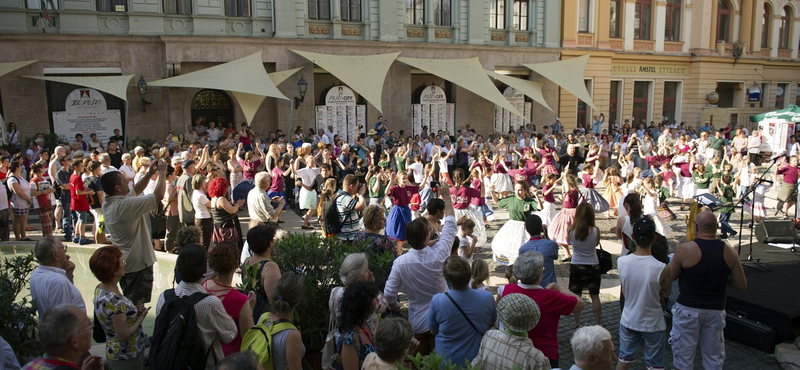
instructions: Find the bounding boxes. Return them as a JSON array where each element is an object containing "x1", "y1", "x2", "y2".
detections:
[
  {"x1": 59, "y1": 200, "x2": 74, "y2": 239},
  {"x1": 618, "y1": 324, "x2": 666, "y2": 369},
  {"x1": 719, "y1": 212, "x2": 735, "y2": 236}
]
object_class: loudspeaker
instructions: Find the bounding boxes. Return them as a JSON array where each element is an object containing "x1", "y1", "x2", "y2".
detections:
[{"x1": 755, "y1": 221, "x2": 795, "y2": 243}]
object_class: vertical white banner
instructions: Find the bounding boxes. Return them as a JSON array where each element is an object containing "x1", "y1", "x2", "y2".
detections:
[
  {"x1": 347, "y1": 105, "x2": 356, "y2": 142},
  {"x1": 316, "y1": 106, "x2": 327, "y2": 134},
  {"x1": 524, "y1": 102, "x2": 532, "y2": 126},
  {"x1": 413, "y1": 104, "x2": 422, "y2": 138},
  {"x1": 447, "y1": 103, "x2": 455, "y2": 133},
  {"x1": 327, "y1": 106, "x2": 335, "y2": 134},
  {"x1": 337, "y1": 106, "x2": 347, "y2": 143},
  {"x1": 430, "y1": 104, "x2": 439, "y2": 134},
  {"x1": 421, "y1": 104, "x2": 429, "y2": 133},
  {"x1": 515, "y1": 102, "x2": 524, "y2": 130},
  {"x1": 502, "y1": 109, "x2": 510, "y2": 133},
  {"x1": 495, "y1": 107, "x2": 502, "y2": 133},
  {"x1": 356, "y1": 105, "x2": 366, "y2": 138},
  {"x1": 437, "y1": 104, "x2": 446, "y2": 133}
]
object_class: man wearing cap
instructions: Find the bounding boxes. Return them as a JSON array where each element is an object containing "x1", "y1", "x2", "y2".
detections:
[
  {"x1": 101, "y1": 159, "x2": 166, "y2": 304},
  {"x1": 700, "y1": 121, "x2": 712, "y2": 133},
  {"x1": 176, "y1": 159, "x2": 196, "y2": 227},
  {"x1": 616, "y1": 217, "x2": 671, "y2": 370},
  {"x1": 668, "y1": 211, "x2": 747, "y2": 370},
  {"x1": 471, "y1": 294, "x2": 549, "y2": 370}
]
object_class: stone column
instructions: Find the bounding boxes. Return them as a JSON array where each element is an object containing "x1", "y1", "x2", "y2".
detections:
[
  {"x1": 751, "y1": 0, "x2": 764, "y2": 53},
  {"x1": 597, "y1": 0, "x2": 611, "y2": 49},
  {"x1": 739, "y1": 0, "x2": 754, "y2": 50},
  {"x1": 506, "y1": 0, "x2": 516, "y2": 46},
  {"x1": 623, "y1": 0, "x2": 635, "y2": 50},
  {"x1": 770, "y1": 14, "x2": 780, "y2": 57},
  {"x1": 466, "y1": 0, "x2": 484, "y2": 44},
  {"x1": 682, "y1": 0, "x2": 692, "y2": 52},
  {"x1": 654, "y1": 0, "x2": 666, "y2": 51},
  {"x1": 379, "y1": 0, "x2": 400, "y2": 41},
  {"x1": 543, "y1": 0, "x2": 561, "y2": 47},
  {"x1": 562, "y1": 0, "x2": 577, "y2": 47},
  {"x1": 708, "y1": 0, "x2": 718, "y2": 50},
  {"x1": 792, "y1": 18, "x2": 800, "y2": 58}
]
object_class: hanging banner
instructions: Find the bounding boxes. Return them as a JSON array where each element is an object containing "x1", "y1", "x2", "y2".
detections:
[{"x1": 315, "y1": 85, "x2": 365, "y2": 143}]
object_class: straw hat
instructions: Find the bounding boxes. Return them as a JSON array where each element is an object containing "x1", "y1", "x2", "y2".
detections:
[
  {"x1": 367, "y1": 129, "x2": 378, "y2": 136},
  {"x1": 497, "y1": 294, "x2": 541, "y2": 333}
]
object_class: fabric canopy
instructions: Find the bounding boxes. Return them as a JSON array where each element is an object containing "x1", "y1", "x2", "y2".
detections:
[
  {"x1": 398, "y1": 57, "x2": 524, "y2": 118},
  {"x1": 524, "y1": 54, "x2": 597, "y2": 112},
  {"x1": 149, "y1": 52, "x2": 289, "y2": 124},
  {"x1": 0, "y1": 60, "x2": 37, "y2": 78},
  {"x1": 292, "y1": 50, "x2": 399, "y2": 113},
  {"x1": 750, "y1": 104, "x2": 800, "y2": 123},
  {"x1": 269, "y1": 67, "x2": 303, "y2": 86},
  {"x1": 23, "y1": 75, "x2": 134, "y2": 101},
  {"x1": 228, "y1": 67, "x2": 304, "y2": 124},
  {"x1": 487, "y1": 71, "x2": 553, "y2": 112}
]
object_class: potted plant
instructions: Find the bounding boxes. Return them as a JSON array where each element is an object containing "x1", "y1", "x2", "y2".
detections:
[
  {"x1": 272, "y1": 232, "x2": 395, "y2": 370},
  {"x1": 0, "y1": 252, "x2": 41, "y2": 364}
]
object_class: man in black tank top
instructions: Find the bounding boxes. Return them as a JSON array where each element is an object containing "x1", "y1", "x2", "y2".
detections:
[{"x1": 668, "y1": 211, "x2": 747, "y2": 370}]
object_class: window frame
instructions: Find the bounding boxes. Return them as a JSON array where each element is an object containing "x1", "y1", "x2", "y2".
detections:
[
  {"x1": 308, "y1": 0, "x2": 331, "y2": 20},
  {"x1": 513, "y1": 0, "x2": 529, "y2": 31},
  {"x1": 578, "y1": 0, "x2": 591, "y2": 33},
  {"x1": 490, "y1": 0, "x2": 505, "y2": 29},
  {"x1": 224, "y1": 0, "x2": 249, "y2": 17},
  {"x1": 634, "y1": 0, "x2": 652, "y2": 40},
  {"x1": 663, "y1": 81, "x2": 680, "y2": 124},
  {"x1": 340, "y1": 0, "x2": 361, "y2": 22},
  {"x1": 405, "y1": 0, "x2": 425, "y2": 25},
  {"x1": 96, "y1": 0, "x2": 126, "y2": 12},
  {"x1": 716, "y1": 0, "x2": 731, "y2": 42},
  {"x1": 632, "y1": 81, "x2": 651, "y2": 126},
  {"x1": 779, "y1": 6, "x2": 791, "y2": 49},
  {"x1": 434, "y1": 0, "x2": 451, "y2": 26},
  {"x1": 664, "y1": 0, "x2": 681, "y2": 41},
  {"x1": 609, "y1": 0, "x2": 621, "y2": 38},
  {"x1": 163, "y1": 0, "x2": 191, "y2": 14},
  {"x1": 775, "y1": 83, "x2": 789, "y2": 109}
]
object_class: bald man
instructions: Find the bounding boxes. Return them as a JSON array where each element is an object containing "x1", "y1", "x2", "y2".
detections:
[{"x1": 668, "y1": 211, "x2": 747, "y2": 370}]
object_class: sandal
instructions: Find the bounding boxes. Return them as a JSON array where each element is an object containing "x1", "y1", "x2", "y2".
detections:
[
  {"x1": 301, "y1": 225, "x2": 314, "y2": 230},
  {"x1": 20, "y1": 237, "x2": 34, "y2": 241}
]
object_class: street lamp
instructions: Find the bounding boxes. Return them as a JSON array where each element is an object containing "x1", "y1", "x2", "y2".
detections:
[
  {"x1": 294, "y1": 75, "x2": 307, "y2": 109},
  {"x1": 136, "y1": 75, "x2": 152, "y2": 112}
]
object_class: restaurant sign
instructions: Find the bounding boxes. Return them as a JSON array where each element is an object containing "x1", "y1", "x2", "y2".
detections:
[{"x1": 611, "y1": 64, "x2": 689, "y2": 76}]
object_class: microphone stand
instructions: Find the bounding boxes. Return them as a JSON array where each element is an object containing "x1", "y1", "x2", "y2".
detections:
[{"x1": 735, "y1": 156, "x2": 778, "y2": 271}]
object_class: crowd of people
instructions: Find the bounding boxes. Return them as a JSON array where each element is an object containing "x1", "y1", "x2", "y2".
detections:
[{"x1": 1, "y1": 114, "x2": 771, "y2": 370}]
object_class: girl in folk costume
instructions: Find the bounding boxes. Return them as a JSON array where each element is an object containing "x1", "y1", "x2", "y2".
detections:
[
  {"x1": 602, "y1": 166, "x2": 623, "y2": 218},
  {"x1": 692, "y1": 161, "x2": 713, "y2": 196},
  {"x1": 536, "y1": 173, "x2": 559, "y2": 227},
  {"x1": 538, "y1": 140, "x2": 559, "y2": 177},
  {"x1": 583, "y1": 144, "x2": 605, "y2": 179},
  {"x1": 550, "y1": 173, "x2": 581, "y2": 262},
  {"x1": 654, "y1": 174, "x2": 677, "y2": 221},
  {"x1": 489, "y1": 152, "x2": 514, "y2": 199},
  {"x1": 385, "y1": 171, "x2": 421, "y2": 254},
  {"x1": 641, "y1": 177, "x2": 673, "y2": 236},
  {"x1": 578, "y1": 161, "x2": 610, "y2": 214},
  {"x1": 506, "y1": 158, "x2": 538, "y2": 188},
  {"x1": 671, "y1": 154, "x2": 696, "y2": 211},
  {"x1": 619, "y1": 153, "x2": 634, "y2": 179},
  {"x1": 617, "y1": 173, "x2": 636, "y2": 219},
  {"x1": 449, "y1": 168, "x2": 487, "y2": 245},
  {"x1": 417, "y1": 163, "x2": 436, "y2": 212},
  {"x1": 491, "y1": 181, "x2": 543, "y2": 265},
  {"x1": 470, "y1": 168, "x2": 495, "y2": 222}
]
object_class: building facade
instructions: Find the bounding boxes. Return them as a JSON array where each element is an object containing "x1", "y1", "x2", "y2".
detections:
[
  {"x1": 0, "y1": 0, "x2": 563, "y2": 143},
  {"x1": 559, "y1": 0, "x2": 800, "y2": 131}
]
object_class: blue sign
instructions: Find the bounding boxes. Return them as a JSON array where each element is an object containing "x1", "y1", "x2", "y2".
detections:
[{"x1": 748, "y1": 87, "x2": 761, "y2": 102}]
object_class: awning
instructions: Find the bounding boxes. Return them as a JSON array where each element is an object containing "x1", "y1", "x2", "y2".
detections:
[
  {"x1": 149, "y1": 52, "x2": 289, "y2": 123},
  {"x1": 0, "y1": 60, "x2": 37, "y2": 78},
  {"x1": 23, "y1": 75, "x2": 134, "y2": 101},
  {"x1": 291, "y1": 50, "x2": 400, "y2": 113},
  {"x1": 227, "y1": 67, "x2": 304, "y2": 126},
  {"x1": 487, "y1": 71, "x2": 553, "y2": 112},
  {"x1": 750, "y1": 104, "x2": 800, "y2": 123},
  {"x1": 398, "y1": 57, "x2": 525, "y2": 118},
  {"x1": 524, "y1": 54, "x2": 597, "y2": 112}
]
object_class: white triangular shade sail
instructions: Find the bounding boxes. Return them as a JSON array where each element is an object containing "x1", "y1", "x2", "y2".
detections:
[
  {"x1": 149, "y1": 52, "x2": 289, "y2": 123},
  {"x1": 524, "y1": 54, "x2": 597, "y2": 112},
  {"x1": 398, "y1": 57, "x2": 525, "y2": 118},
  {"x1": 488, "y1": 71, "x2": 553, "y2": 112},
  {"x1": 291, "y1": 50, "x2": 400, "y2": 113},
  {"x1": 23, "y1": 75, "x2": 134, "y2": 101},
  {"x1": 0, "y1": 113, "x2": 7, "y2": 146},
  {"x1": 0, "y1": 61, "x2": 37, "y2": 78},
  {"x1": 228, "y1": 68, "x2": 304, "y2": 124}
]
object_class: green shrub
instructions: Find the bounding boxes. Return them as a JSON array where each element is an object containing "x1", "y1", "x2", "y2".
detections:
[
  {"x1": 0, "y1": 252, "x2": 41, "y2": 363},
  {"x1": 400, "y1": 350, "x2": 481, "y2": 370}
]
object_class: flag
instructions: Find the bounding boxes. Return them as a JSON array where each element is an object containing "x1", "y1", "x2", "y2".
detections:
[{"x1": 39, "y1": 0, "x2": 49, "y2": 21}]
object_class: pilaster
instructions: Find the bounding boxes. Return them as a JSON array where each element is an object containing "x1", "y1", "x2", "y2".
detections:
[
  {"x1": 272, "y1": 0, "x2": 297, "y2": 37},
  {"x1": 770, "y1": 15, "x2": 780, "y2": 57},
  {"x1": 739, "y1": 0, "x2": 754, "y2": 50},
  {"x1": 623, "y1": 0, "x2": 635, "y2": 50},
  {"x1": 378, "y1": 0, "x2": 400, "y2": 41},
  {"x1": 654, "y1": 0, "x2": 666, "y2": 51}
]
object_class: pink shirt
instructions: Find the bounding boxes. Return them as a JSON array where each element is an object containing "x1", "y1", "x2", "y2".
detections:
[
  {"x1": 542, "y1": 184, "x2": 556, "y2": 203},
  {"x1": 450, "y1": 186, "x2": 481, "y2": 209},
  {"x1": 470, "y1": 178, "x2": 485, "y2": 206},
  {"x1": 508, "y1": 168, "x2": 537, "y2": 184},
  {"x1": 388, "y1": 185, "x2": 420, "y2": 207}
]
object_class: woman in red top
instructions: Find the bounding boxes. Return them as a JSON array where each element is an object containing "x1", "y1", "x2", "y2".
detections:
[
  {"x1": 777, "y1": 155, "x2": 799, "y2": 219},
  {"x1": 549, "y1": 173, "x2": 580, "y2": 261},
  {"x1": 30, "y1": 162, "x2": 56, "y2": 237},
  {"x1": 449, "y1": 168, "x2": 486, "y2": 245},
  {"x1": 385, "y1": 171, "x2": 420, "y2": 254},
  {"x1": 203, "y1": 242, "x2": 254, "y2": 357}
]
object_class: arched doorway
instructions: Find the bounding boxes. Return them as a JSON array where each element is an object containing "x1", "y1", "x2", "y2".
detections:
[{"x1": 191, "y1": 89, "x2": 234, "y2": 131}]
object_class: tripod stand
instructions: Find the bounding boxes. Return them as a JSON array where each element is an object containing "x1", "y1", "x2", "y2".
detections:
[{"x1": 735, "y1": 156, "x2": 777, "y2": 271}]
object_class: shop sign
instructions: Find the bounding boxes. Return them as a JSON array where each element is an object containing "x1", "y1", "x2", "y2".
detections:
[
  {"x1": 65, "y1": 88, "x2": 108, "y2": 112},
  {"x1": 748, "y1": 89, "x2": 761, "y2": 102},
  {"x1": 611, "y1": 64, "x2": 689, "y2": 76},
  {"x1": 420, "y1": 86, "x2": 446, "y2": 105},
  {"x1": 325, "y1": 85, "x2": 357, "y2": 107},
  {"x1": 503, "y1": 87, "x2": 524, "y2": 104}
]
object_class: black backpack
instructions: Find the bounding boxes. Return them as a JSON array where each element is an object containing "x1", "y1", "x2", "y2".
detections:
[
  {"x1": 2, "y1": 177, "x2": 14, "y2": 201},
  {"x1": 149, "y1": 290, "x2": 216, "y2": 370},
  {"x1": 320, "y1": 193, "x2": 343, "y2": 236}
]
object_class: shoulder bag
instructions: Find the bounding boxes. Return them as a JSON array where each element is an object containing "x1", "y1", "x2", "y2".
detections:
[{"x1": 444, "y1": 292, "x2": 484, "y2": 336}]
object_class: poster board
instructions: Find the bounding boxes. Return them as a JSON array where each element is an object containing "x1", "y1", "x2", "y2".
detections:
[
  {"x1": 52, "y1": 88, "x2": 122, "y2": 144},
  {"x1": 314, "y1": 85, "x2": 365, "y2": 143},
  {"x1": 412, "y1": 85, "x2": 455, "y2": 137},
  {"x1": 494, "y1": 87, "x2": 533, "y2": 134}
]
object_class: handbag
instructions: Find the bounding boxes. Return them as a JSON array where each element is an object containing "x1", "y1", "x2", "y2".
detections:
[
  {"x1": 212, "y1": 220, "x2": 239, "y2": 244},
  {"x1": 596, "y1": 241, "x2": 613, "y2": 274}
]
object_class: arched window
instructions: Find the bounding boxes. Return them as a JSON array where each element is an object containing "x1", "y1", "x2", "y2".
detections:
[
  {"x1": 513, "y1": 0, "x2": 529, "y2": 30},
  {"x1": 490, "y1": 0, "x2": 505, "y2": 29},
  {"x1": 405, "y1": 0, "x2": 424, "y2": 25},
  {"x1": 716, "y1": 0, "x2": 731, "y2": 42},
  {"x1": 665, "y1": 0, "x2": 681, "y2": 41},
  {"x1": 762, "y1": 3, "x2": 772, "y2": 48},
  {"x1": 634, "y1": 0, "x2": 652, "y2": 40},
  {"x1": 609, "y1": 0, "x2": 621, "y2": 38},
  {"x1": 779, "y1": 6, "x2": 791, "y2": 49}
]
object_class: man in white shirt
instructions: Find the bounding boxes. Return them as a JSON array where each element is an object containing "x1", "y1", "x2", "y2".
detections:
[
  {"x1": 207, "y1": 121, "x2": 221, "y2": 142},
  {"x1": 98, "y1": 153, "x2": 119, "y2": 174},
  {"x1": 247, "y1": 171, "x2": 284, "y2": 225},
  {"x1": 29, "y1": 237, "x2": 85, "y2": 317},
  {"x1": 101, "y1": 159, "x2": 166, "y2": 304},
  {"x1": 319, "y1": 128, "x2": 331, "y2": 145},
  {"x1": 384, "y1": 185, "x2": 457, "y2": 356},
  {"x1": 326, "y1": 125, "x2": 337, "y2": 144},
  {"x1": 788, "y1": 135, "x2": 799, "y2": 157},
  {"x1": 748, "y1": 130, "x2": 762, "y2": 165}
]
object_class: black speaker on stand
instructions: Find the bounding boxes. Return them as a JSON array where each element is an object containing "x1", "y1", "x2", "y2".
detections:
[{"x1": 755, "y1": 221, "x2": 796, "y2": 243}]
